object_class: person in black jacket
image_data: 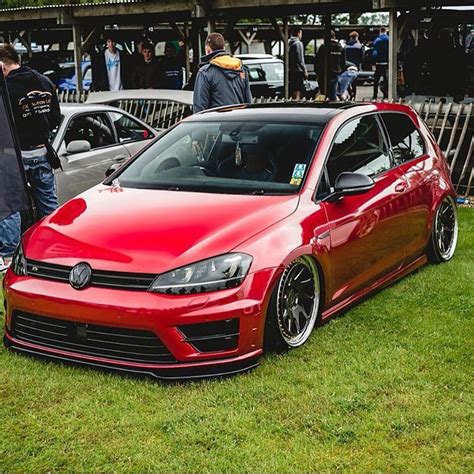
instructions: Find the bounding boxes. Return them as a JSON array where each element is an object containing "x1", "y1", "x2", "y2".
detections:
[
  {"x1": 315, "y1": 31, "x2": 345, "y2": 100},
  {"x1": 158, "y1": 42, "x2": 184, "y2": 90},
  {"x1": 0, "y1": 44, "x2": 60, "y2": 269},
  {"x1": 133, "y1": 42, "x2": 161, "y2": 89}
]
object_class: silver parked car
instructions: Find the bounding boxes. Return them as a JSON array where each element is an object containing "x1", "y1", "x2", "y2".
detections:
[{"x1": 52, "y1": 103, "x2": 156, "y2": 202}]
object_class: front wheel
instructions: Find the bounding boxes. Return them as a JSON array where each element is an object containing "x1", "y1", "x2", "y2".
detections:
[
  {"x1": 265, "y1": 256, "x2": 321, "y2": 351},
  {"x1": 427, "y1": 196, "x2": 458, "y2": 263}
]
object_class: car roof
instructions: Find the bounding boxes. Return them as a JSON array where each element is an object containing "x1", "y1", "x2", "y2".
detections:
[
  {"x1": 187, "y1": 102, "x2": 364, "y2": 124},
  {"x1": 59, "y1": 103, "x2": 152, "y2": 129},
  {"x1": 242, "y1": 58, "x2": 283, "y2": 65},
  {"x1": 86, "y1": 89, "x2": 193, "y2": 106},
  {"x1": 60, "y1": 103, "x2": 119, "y2": 114}
]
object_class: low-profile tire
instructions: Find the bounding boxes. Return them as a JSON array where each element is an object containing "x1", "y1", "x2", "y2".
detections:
[
  {"x1": 427, "y1": 195, "x2": 458, "y2": 263},
  {"x1": 264, "y1": 255, "x2": 321, "y2": 352}
]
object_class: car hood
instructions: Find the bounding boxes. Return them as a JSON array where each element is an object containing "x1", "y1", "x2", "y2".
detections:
[{"x1": 24, "y1": 185, "x2": 299, "y2": 274}]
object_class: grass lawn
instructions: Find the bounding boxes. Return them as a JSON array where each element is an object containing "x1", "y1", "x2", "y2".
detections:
[{"x1": 1, "y1": 208, "x2": 473, "y2": 472}]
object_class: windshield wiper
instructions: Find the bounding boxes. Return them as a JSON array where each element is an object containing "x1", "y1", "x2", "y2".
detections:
[{"x1": 251, "y1": 189, "x2": 265, "y2": 195}]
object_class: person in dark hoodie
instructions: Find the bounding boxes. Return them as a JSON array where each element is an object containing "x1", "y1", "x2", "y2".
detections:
[
  {"x1": 315, "y1": 31, "x2": 346, "y2": 101},
  {"x1": 289, "y1": 26, "x2": 308, "y2": 99},
  {"x1": 133, "y1": 42, "x2": 161, "y2": 89},
  {"x1": 193, "y1": 33, "x2": 252, "y2": 113},
  {"x1": 0, "y1": 44, "x2": 60, "y2": 270},
  {"x1": 159, "y1": 42, "x2": 183, "y2": 90}
]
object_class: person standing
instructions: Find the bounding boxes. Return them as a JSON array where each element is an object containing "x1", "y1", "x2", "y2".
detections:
[
  {"x1": 288, "y1": 26, "x2": 308, "y2": 100},
  {"x1": 344, "y1": 31, "x2": 363, "y2": 99},
  {"x1": 91, "y1": 33, "x2": 130, "y2": 91},
  {"x1": 133, "y1": 42, "x2": 161, "y2": 89},
  {"x1": 372, "y1": 27, "x2": 389, "y2": 100},
  {"x1": 345, "y1": 31, "x2": 364, "y2": 69},
  {"x1": 193, "y1": 33, "x2": 252, "y2": 113},
  {"x1": 315, "y1": 31, "x2": 345, "y2": 101},
  {"x1": 159, "y1": 42, "x2": 184, "y2": 90},
  {"x1": 0, "y1": 45, "x2": 60, "y2": 270}
]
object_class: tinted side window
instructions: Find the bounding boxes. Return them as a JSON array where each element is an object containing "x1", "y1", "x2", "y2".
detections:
[
  {"x1": 326, "y1": 115, "x2": 391, "y2": 186},
  {"x1": 64, "y1": 113, "x2": 115, "y2": 149},
  {"x1": 109, "y1": 111, "x2": 152, "y2": 143},
  {"x1": 380, "y1": 113, "x2": 425, "y2": 165}
]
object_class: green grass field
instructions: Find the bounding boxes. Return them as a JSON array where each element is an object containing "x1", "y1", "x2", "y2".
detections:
[{"x1": 1, "y1": 208, "x2": 473, "y2": 472}]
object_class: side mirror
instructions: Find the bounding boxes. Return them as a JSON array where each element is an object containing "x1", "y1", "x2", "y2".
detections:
[
  {"x1": 105, "y1": 163, "x2": 122, "y2": 178},
  {"x1": 66, "y1": 140, "x2": 91, "y2": 155},
  {"x1": 326, "y1": 172, "x2": 375, "y2": 202}
]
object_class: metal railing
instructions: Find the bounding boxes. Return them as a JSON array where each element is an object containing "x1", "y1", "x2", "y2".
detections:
[
  {"x1": 113, "y1": 98, "x2": 191, "y2": 129},
  {"x1": 58, "y1": 90, "x2": 473, "y2": 196},
  {"x1": 57, "y1": 89, "x2": 89, "y2": 103},
  {"x1": 406, "y1": 100, "x2": 473, "y2": 197}
]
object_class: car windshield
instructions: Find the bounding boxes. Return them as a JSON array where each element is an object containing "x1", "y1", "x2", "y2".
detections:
[{"x1": 114, "y1": 120, "x2": 323, "y2": 195}]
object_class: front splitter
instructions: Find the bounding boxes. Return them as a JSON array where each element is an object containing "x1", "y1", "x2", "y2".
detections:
[{"x1": 4, "y1": 332, "x2": 262, "y2": 381}]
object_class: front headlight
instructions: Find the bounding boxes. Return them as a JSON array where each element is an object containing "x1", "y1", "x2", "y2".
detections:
[
  {"x1": 149, "y1": 253, "x2": 253, "y2": 295},
  {"x1": 11, "y1": 243, "x2": 27, "y2": 276}
]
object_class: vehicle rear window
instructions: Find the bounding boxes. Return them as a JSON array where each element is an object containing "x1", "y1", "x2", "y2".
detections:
[
  {"x1": 380, "y1": 113, "x2": 425, "y2": 165},
  {"x1": 246, "y1": 62, "x2": 283, "y2": 83}
]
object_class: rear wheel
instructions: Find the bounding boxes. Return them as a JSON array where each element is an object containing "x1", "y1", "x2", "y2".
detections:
[
  {"x1": 427, "y1": 196, "x2": 458, "y2": 263},
  {"x1": 265, "y1": 256, "x2": 321, "y2": 351}
]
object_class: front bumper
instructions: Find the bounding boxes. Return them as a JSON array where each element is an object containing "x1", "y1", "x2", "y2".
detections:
[{"x1": 3, "y1": 267, "x2": 277, "y2": 379}]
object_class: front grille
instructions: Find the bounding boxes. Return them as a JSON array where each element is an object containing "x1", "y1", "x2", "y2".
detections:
[
  {"x1": 11, "y1": 311, "x2": 176, "y2": 364},
  {"x1": 26, "y1": 259, "x2": 156, "y2": 291},
  {"x1": 179, "y1": 318, "x2": 239, "y2": 353}
]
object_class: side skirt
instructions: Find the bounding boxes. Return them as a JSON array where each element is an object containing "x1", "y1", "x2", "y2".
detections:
[{"x1": 320, "y1": 255, "x2": 428, "y2": 322}]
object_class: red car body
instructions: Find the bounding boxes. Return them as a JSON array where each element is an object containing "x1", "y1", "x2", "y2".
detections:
[{"x1": 3, "y1": 102, "x2": 457, "y2": 379}]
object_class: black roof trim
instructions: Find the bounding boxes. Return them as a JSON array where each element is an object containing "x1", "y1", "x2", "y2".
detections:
[
  {"x1": 246, "y1": 101, "x2": 362, "y2": 111},
  {"x1": 187, "y1": 101, "x2": 371, "y2": 124}
]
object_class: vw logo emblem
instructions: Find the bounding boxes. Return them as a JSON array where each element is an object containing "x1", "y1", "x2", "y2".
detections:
[{"x1": 69, "y1": 262, "x2": 92, "y2": 290}]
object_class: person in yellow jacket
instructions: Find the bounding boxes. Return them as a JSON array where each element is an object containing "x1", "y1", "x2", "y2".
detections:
[{"x1": 193, "y1": 33, "x2": 252, "y2": 113}]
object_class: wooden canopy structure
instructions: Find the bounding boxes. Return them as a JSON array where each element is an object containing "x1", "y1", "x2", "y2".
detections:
[{"x1": 0, "y1": 0, "x2": 472, "y2": 98}]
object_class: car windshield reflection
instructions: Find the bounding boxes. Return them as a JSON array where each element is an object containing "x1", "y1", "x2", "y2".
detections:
[{"x1": 113, "y1": 121, "x2": 322, "y2": 195}]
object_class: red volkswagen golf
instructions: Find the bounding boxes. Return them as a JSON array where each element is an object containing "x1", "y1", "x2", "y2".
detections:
[{"x1": 3, "y1": 102, "x2": 458, "y2": 379}]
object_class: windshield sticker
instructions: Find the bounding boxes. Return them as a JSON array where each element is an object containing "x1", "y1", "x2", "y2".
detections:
[
  {"x1": 292, "y1": 164, "x2": 306, "y2": 179},
  {"x1": 290, "y1": 177, "x2": 302, "y2": 186}
]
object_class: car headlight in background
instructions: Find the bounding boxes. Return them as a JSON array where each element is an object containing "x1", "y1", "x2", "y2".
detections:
[
  {"x1": 149, "y1": 253, "x2": 253, "y2": 295},
  {"x1": 11, "y1": 244, "x2": 27, "y2": 277}
]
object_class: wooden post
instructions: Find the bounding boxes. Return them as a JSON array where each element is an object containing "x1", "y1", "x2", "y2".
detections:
[
  {"x1": 284, "y1": 17, "x2": 289, "y2": 100},
  {"x1": 184, "y1": 22, "x2": 191, "y2": 82},
  {"x1": 72, "y1": 24, "x2": 83, "y2": 95},
  {"x1": 388, "y1": 9, "x2": 398, "y2": 101},
  {"x1": 207, "y1": 19, "x2": 214, "y2": 35},
  {"x1": 270, "y1": 18, "x2": 288, "y2": 98},
  {"x1": 323, "y1": 14, "x2": 331, "y2": 100}
]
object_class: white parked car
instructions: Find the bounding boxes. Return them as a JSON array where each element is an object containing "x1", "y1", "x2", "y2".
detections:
[{"x1": 53, "y1": 103, "x2": 156, "y2": 202}]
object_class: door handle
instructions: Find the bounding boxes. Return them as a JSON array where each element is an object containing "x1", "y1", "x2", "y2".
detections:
[
  {"x1": 395, "y1": 181, "x2": 408, "y2": 193},
  {"x1": 113, "y1": 155, "x2": 127, "y2": 163}
]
